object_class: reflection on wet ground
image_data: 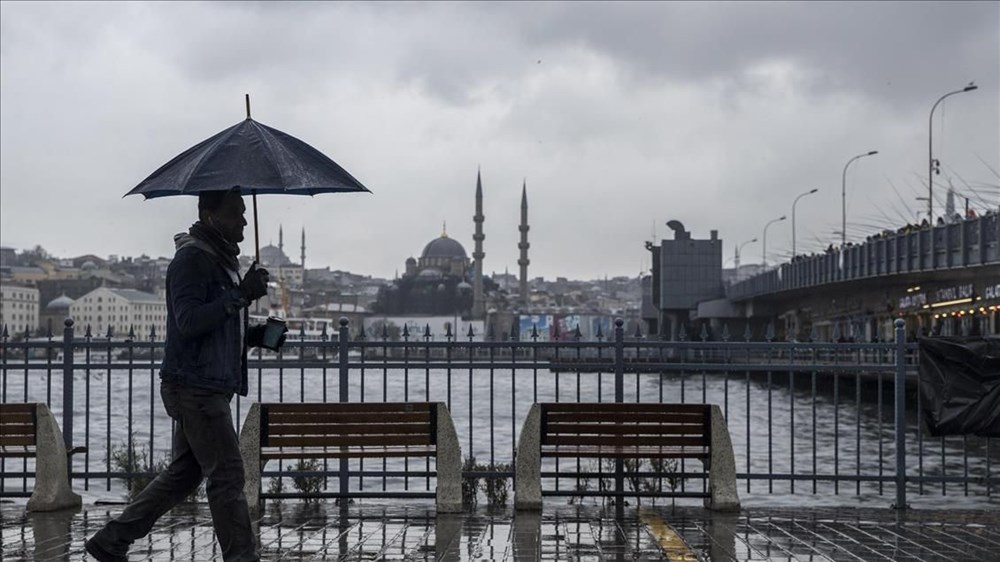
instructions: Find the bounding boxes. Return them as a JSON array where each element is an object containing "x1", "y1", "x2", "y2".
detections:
[{"x1": 2, "y1": 500, "x2": 999, "y2": 561}]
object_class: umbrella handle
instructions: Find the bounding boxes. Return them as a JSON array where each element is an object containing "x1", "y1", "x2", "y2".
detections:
[{"x1": 253, "y1": 190, "x2": 260, "y2": 264}]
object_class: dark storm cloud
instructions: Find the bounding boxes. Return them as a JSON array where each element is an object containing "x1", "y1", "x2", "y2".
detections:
[{"x1": 0, "y1": 1, "x2": 996, "y2": 280}]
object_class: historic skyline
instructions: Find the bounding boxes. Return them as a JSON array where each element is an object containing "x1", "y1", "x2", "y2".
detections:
[{"x1": 1, "y1": 2, "x2": 997, "y2": 280}]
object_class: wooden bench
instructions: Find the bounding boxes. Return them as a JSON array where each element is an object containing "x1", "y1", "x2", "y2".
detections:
[
  {"x1": 0, "y1": 403, "x2": 82, "y2": 511},
  {"x1": 239, "y1": 402, "x2": 462, "y2": 512},
  {"x1": 514, "y1": 402, "x2": 739, "y2": 511}
]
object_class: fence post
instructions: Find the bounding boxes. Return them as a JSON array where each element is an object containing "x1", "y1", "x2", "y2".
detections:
[
  {"x1": 614, "y1": 318, "x2": 624, "y2": 403},
  {"x1": 613, "y1": 318, "x2": 624, "y2": 517},
  {"x1": 893, "y1": 318, "x2": 907, "y2": 510},
  {"x1": 338, "y1": 317, "x2": 349, "y2": 500},
  {"x1": 338, "y1": 317, "x2": 349, "y2": 402},
  {"x1": 61, "y1": 318, "x2": 74, "y2": 453}
]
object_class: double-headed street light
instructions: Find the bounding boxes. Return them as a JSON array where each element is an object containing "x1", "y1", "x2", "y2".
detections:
[
  {"x1": 762, "y1": 215, "x2": 786, "y2": 268},
  {"x1": 928, "y1": 83, "x2": 977, "y2": 222},
  {"x1": 841, "y1": 150, "x2": 878, "y2": 246},
  {"x1": 792, "y1": 188, "x2": 818, "y2": 258}
]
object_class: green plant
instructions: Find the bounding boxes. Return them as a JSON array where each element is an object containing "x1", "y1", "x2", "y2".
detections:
[
  {"x1": 576, "y1": 457, "x2": 682, "y2": 506},
  {"x1": 482, "y1": 462, "x2": 511, "y2": 509},
  {"x1": 461, "y1": 456, "x2": 480, "y2": 508},
  {"x1": 290, "y1": 459, "x2": 324, "y2": 503},
  {"x1": 108, "y1": 434, "x2": 203, "y2": 502}
]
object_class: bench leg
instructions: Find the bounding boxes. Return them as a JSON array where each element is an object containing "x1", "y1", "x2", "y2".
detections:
[
  {"x1": 238, "y1": 403, "x2": 262, "y2": 515},
  {"x1": 705, "y1": 405, "x2": 740, "y2": 512},
  {"x1": 434, "y1": 403, "x2": 463, "y2": 513},
  {"x1": 514, "y1": 404, "x2": 542, "y2": 511},
  {"x1": 26, "y1": 404, "x2": 81, "y2": 512}
]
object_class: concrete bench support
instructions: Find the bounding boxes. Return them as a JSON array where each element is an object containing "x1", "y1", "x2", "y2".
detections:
[
  {"x1": 514, "y1": 403, "x2": 740, "y2": 512},
  {"x1": 27, "y1": 404, "x2": 82, "y2": 512},
  {"x1": 240, "y1": 402, "x2": 462, "y2": 513}
]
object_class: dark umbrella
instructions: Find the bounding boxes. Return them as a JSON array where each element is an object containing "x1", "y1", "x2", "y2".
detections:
[{"x1": 125, "y1": 95, "x2": 370, "y2": 262}]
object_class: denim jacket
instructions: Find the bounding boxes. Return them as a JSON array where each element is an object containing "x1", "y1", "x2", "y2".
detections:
[{"x1": 160, "y1": 238, "x2": 249, "y2": 396}]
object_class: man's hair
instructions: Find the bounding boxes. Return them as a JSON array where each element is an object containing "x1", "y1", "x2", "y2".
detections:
[{"x1": 198, "y1": 188, "x2": 241, "y2": 217}]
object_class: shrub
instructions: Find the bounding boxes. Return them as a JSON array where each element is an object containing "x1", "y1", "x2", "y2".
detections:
[{"x1": 108, "y1": 434, "x2": 203, "y2": 502}]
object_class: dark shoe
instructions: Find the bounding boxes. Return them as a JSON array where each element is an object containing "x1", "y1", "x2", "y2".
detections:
[{"x1": 85, "y1": 537, "x2": 128, "y2": 562}]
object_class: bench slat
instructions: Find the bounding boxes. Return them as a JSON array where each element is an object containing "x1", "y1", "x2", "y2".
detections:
[
  {"x1": 0, "y1": 404, "x2": 35, "y2": 414},
  {"x1": 266, "y1": 412, "x2": 431, "y2": 424},
  {"x1": 545, "y1": 423, "x2": 707, "y2": 436},
  {"x1": 264, "y1": 402, "x2": 433, "y2": 414},
  {"x1": 265, "y1": 434, "x2": 434, "y2": 448},
  {"x1": 543, "y1": 403, "x2": 709, "y2": 414},
  {"x1": 545, "y1": 412, "x2": 707, "y2": 424},
  {"x1": 543, "y1": 435, "x2": 708, "y2": 447},
  {"x1": 267, "y1": 422, "x2": 431, "y2": 436},
  {"x1": 541, "y1": 445, "x2": 709, "y2": 459},
  {"x1": 0, "y1": 412, "x2": 35, "y2": 424},
  {"x1": 261, "y1": 445, "x2": 437, "y2": 460},
  {"x1": 0, "y1": 435, "x2": 36, "y2": 447}
]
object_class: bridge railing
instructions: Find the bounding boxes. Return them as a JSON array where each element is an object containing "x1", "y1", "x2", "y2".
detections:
[
  {"x1": 728, "y1": 213, "x2": 999, "y2": 300},
  {"x1": 1, "y1": 318, "x2": 996, "y2": 509}
]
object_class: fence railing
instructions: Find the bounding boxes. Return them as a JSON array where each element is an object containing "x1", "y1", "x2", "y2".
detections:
[
  {"x1": 1, "y1": 318, "x2": 997, "y2": 509},
  {"x1": 727, "y1": 213, "x2": 999, "y2": 300}
]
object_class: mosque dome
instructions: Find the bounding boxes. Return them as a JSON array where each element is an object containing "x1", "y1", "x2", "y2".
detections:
[
  {"x1": 259, "y1": 244, "x2": 292, "y2": 267},
  {"x1": 46, "y1": 295, "x2": 74, "y2": 310},
  {"x1": 81, "y1": 261, "x2": 98, "y2": 271},
  {"x1": 421, "y1": 234, "x2": 467, "y2": 260}
]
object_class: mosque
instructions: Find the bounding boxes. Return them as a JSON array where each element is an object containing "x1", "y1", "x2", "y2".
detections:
[{"x1": 372, "y1": 171, "x2": 530, "y2": 318}]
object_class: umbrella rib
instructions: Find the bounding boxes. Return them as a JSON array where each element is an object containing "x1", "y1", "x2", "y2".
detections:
[
  {"x1": 251, "y1": 121, "x2": 289, "y2": 193},
  {"x1": 183, "y1": 124, "x2": 243, "y2": 194}
]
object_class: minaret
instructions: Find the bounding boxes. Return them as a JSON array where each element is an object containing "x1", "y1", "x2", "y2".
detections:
[
  {"x1": 300, "y1": 227, "x2": 306, "y2": 286},
  {"x1": 472, "y1": 170, "x2": 486, "y2": 318},
  {"x1": 518, "y1": 180, "x2": 530, "y2": 308},
  {"x1": 278, "y1": 225, "x2": 284, "y2": 255}
]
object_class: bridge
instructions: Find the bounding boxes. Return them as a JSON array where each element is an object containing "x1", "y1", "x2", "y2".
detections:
[{"x1": 719, "y1": 214, "x2": 1000, "y2": 341}]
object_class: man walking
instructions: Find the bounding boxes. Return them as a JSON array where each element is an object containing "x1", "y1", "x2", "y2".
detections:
[{"x1": 86, "y1": 189, "x2": 282, "y2": 562}]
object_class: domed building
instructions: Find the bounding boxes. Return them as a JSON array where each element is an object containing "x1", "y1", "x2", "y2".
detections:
[
  {"x1": 374, "y1": 227, "x2": 475, "y2": 316},
  {"x1": 406, "y1": 228, "x2": 470, "y2": 278},
  {"x1": 39, "y1": 294, "x2": 74, "y2": 334}
]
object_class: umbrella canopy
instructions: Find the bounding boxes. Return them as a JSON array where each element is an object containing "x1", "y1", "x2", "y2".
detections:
[
  {"x1": 126, "y1": 118, "x2": 369, "y2": 198},
  {"x1": 125, "y1": 99, "x2": 370, "y2": 262}
]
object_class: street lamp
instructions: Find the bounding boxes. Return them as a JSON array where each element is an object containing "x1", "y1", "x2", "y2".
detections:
[
  {"x1": 928, "y1": 83, "x2": 977, "y2": 222},
  {"x1": 841, "y1": 150, "x2": 878, "y2": 246},
  {"x1": 734, "y1": 238, "x2": 757, "y2": 278},
  {"x1": 762, "y1": 215, "x2": 786, "y2": 267},
  {"x1": 791, "y1": 188, "x2": 818, "y2": 258}
]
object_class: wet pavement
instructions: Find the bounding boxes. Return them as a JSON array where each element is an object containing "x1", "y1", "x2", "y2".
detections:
[{"x1": 2, "y1": 499, "x2": 999, "y2": 561}]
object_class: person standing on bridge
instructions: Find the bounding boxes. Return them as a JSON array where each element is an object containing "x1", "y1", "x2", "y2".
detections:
[{"x1": 86, "y1": 189, "x2": 284, "y2": 562}]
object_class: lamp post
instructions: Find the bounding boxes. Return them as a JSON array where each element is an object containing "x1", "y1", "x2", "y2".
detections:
[
  {"x1": 841, "y1": 150, "x2": 878, "y2": 246},
  {"x1": 928, "y1": 83, "x2": 977, "y2": 222},
  {"x1": 792, "y1": 188, "x2": 818, "y2": 258},
  {"x1": 734, "y1": 238, "x2": 757, "y2": 279},
  {"x1": 762, "y1": 215, "x2": 786, "y2": 267}
]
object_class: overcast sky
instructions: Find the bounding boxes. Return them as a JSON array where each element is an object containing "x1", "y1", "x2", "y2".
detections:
[{"x1": 1, "y1": 1, "x2": 997, "y2": 280}]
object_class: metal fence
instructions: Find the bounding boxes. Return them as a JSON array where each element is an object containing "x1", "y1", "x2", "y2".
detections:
[{"x1": 1, "y1": 318, "x2": 997, "y2": 509}]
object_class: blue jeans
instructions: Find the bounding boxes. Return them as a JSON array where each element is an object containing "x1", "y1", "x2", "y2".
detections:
[{"x1": 90, "y1": 381, "x2": 258, "y2": 561}]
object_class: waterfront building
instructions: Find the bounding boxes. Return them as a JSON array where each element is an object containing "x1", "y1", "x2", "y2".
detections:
[
  {"x1": 68, "y1": 287, "x2": 166, "y2": 339},
  {"x1": 642, "y1": 221, "x2": 726, "y2": 339},
  {"x1": 0, "y1": 283, "x2": 40, "y2": 334}
]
